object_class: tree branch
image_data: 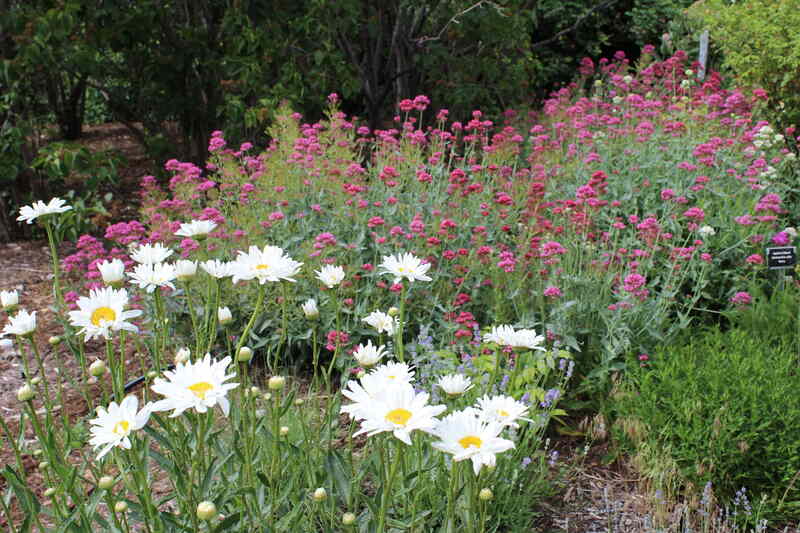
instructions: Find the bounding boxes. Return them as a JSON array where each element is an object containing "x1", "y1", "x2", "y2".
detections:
[{"x1": 530, "y1": 0, "x2": 619, "y2": 51}]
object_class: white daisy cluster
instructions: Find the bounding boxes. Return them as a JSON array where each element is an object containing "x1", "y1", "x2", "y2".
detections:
[
  {"x1": 483, "y1": 325, "x2": 546, "y2": 351},
  {"x1": 378, "y1": 253, "x2": 431, "y2": 284},
  {"x1": 341, "y1": 363, "x2": 528, "y2": 474},
  {"x1": 17, "y1": 197, "x2": 72, "y2": 225},
  {"x1": 362, "y1": 310, "x2": 398, "y2": 336},
  {"x1": 752, "y1": 125, "x2": 783, "y2": 149}
]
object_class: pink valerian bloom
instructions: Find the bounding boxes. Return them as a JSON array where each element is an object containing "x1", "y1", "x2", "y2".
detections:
[
  {"x1": 326, "y1": 330, "x2": 349, "y2": 352},
  {"x1": 622, "y1": 274, "x2": 646, "y2": 292},
  {"x1": 730, "y1": 292, "x2": 752, "y2": 306},
  {"x1": 683, "y1": 207, "x2": 705, "y2": 221},
  {"x1": 772, "y1": 231, "x2": 791, "y2": 245},
  {"x1": 745, "y1": 254, "x2": 763, "y2": 265},
  {"x1": 543, "y1": 286, "x2": 562, "y2": 299}
]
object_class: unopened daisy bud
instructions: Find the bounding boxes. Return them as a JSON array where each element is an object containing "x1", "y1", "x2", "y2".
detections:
[
  {"x1": 174, "y1": 260, "x2": 198, "y2": 281},
  {"x1": 479, "y1": 488, "x2": 493, "y2": 501},
  {"x1": 33, "y1": 449, "x2": 43, "y2": 457},
  {"x1": 342, "y1": 512, "x2": 356, "y2": 526},
  {"x1": 175, "y1": 347, "x2": 191, "y2": 365},
  {"x1": 98, "y1": 259, "x2": 125, "y2": 286},
  {"x1": 89, "y1": 359, "x2": 107, "y2": 377},
  {"x1": 301, "y1": 298, "x2": 319, "y2": 319},
  {"x1": 146, "y1": 370, "x2": 158, "y2": 380},
  {"x1": 268, "y1": 376, "x2": 285, "y2": 390},
  {"x1": 237, "y1": 346, "x2": 253, "y2": 362},
  {"x1": 39, "y1": 461, "x2": 49, "y2": 470},
  {"x1": 98, "y1": 476, "x2": 115, "y2": 490},
  {"x1": 48, "y1": 335, "x2": 61, "y2": 346},
  {"x1": 196, "y1": 501, "x2": 217, "y2": 521},
  {"x1": 31, "y1": 376, "x2": 41, "y2": 386},
  {"x1": 114, "y1": 501, "x2": 128, "y2": 513},
  {"x1": 685, "y1": 69, "x2": 694, "y2": 76},
  {"x1": 262, "y1": 393, "x2": 272, "y2": 401},
  {"x1": 387, "y1": 306, "x2": 399, "y2": 317},
  {"x1": 17, "y1": 384, "x2": 34, "y2": 402},
  {"x1": 218, "y1": 306, "x2": 232, "y2": 325},
  {"x1": 250, "y1": 386, "x2": 261, "y2": 396},
  {"x1": 0, "y1": 289, "x2": 19, "y2": 311},
  {"x1": 44, "y1": 487, "x2": 56, "y2": 497},
  {"x1": 356, "y1": 370, "x2": 366, "y2": 379},
  {"x1": 313, "y1": 488, "x2": 327, "y2": 502},
  {"x1": 294, "y1": 398, "x2": 304, "y2": 406},
  {"x1": 280, "y1": 426, "x2": 289, "y2": 436},
  {"x1": 594, "y1": 79, "x2": 603, "y2": 87},
  {"x1": 622, "y1": 75, "x2": 633, "y2": 84}
]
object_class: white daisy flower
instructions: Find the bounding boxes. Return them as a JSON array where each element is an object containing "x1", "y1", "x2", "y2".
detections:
[
  {"x1": 362, "y1": 310, "x2": 398, "y2": 335},
  {"x1": 17, "y1": 197, "x2": 72, "y2": 224},
  {"x1": 301, "y1": 298, "x2": 319, "y2": 319},
  {"x1": 432, "y1": 408, "x2": 515, "y2": 474},
  {"x1": 1, "y1": 290, "x2": 19, "y2": 311},
  {"x1": 698, "y1": 225, "x2": 716, "y2": 237},
  {"x1": 369, "y1": 361, "x2": 415, "y2": 384},
  {"x1": 97, "y1": 259, "x2": 126, "y2": 285},
  {"x1": 200, "y1": 259, "x2": 231, "y2": 279},
  {"x1": 131, "y1": 243, "x2": 174, "y2": 265},
  {"x1": 68, "y1": 287, "x2": 142, "y2": 341},
  {"x1": 2, "y1": 309, "x2": 36, "y2": 337},
  {"x1": 475, "y1": 394, "x2": 530, "y2": 429},
  {"x1": 229, "y1": 245, "x2": 303, "y2": 285},
  {"x1": 150, "y1": 353, "x2": 239, "y2": 417},
  {"x1": 349, "y1": 381, "x2": 445, "y2": 445},
  {"x1": 340, "y1": 372, "x2": 391, "y2": 421},
  {"x1": 438, "y1": 374, "x2": 473, "y2": 396},
  {"x1": 175, "y1": 219, "x2": 217, "y2": 238},
  {"x1": 128, "y1": 262, "x2": 177, "y2": 293},
  {"x1": 483, "y1": 325, "x2": 516, "y2": 346},
  {"x1": 89, "y1": 395, "x2": 151, "y2": 460},
  {"x1": 174, "y1": 260, "x2": 198, "y2": 280},
  {"x1": 378, "y1": 252, "x2": 432, "y2": 284},
  {"x1": 315, "y1": 264, "x2": 345, "y2": 288},
  {"x1": 353, "y1": 340, "x2": 388, "y2": 367}
]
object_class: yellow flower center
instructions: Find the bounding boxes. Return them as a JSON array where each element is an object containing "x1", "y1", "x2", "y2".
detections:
[
  {"x1": 385, "y1": 408, "x2": 412, "y2": 427},
  {"x1": 458, "y1": 435, "x2": 483, "y2": 449},
  {"x1": 90, "y1": 306, "x2": 117, "y2": 327},
  {"x1": 113, "y1": 420, "x2": 130, "y2": 435},
  {"x1": 498, "y1": 409, "x2": 510, "y2": 418},
  {"x1": 398, "y1": 267, "x2": 406, "y2": 272},
  {"x1": 188, "y1": 381, "x2": 214, "y2": 400},
  {"x1": 255, "y1": 264, "x2": 269, "y2": 270},
  {"x1": 387, "y1": 375, "x2": 396, "y2": 379}
]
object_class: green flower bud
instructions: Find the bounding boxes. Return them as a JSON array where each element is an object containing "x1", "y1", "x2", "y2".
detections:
[
  {"x1": 479, "y1": 488, "x2": 493, "y2": 501},
  {"x1": 387, "y1": 306, "x2": 399, "y2": 317},
  {"x1": 44, "y1": 487, "x2": 56, "y2": 498},
  {"x1": 268, "y1": 376, "x2": 285, "y2": 390},
  {"x1": 196, "y1": 501, "x2": 217, "y2": 521},
  {"x1": 280, "y1": 426, "x2": 289, "y2": 437},
  {"x1": 342, "y1": 512, "x2": 356, "y2": 526},
  {"x1": 17, "y1": 384, "x2": 34, "y2": 402},
  {"x1": 89, "y1": 359, "x2": 107, "y2": 377},
  {"x1": 48, "y1": 335, "x2": 61, "y2": 346},
  {"x1": 30, "y1": 376, "x2": 42, "y2": 386},
  {"x1": 313, "y1": 487, "x2": 327, "y2": 502},
  {"x1": 98, "y1": 476, "x2": 115, "y2": 490},
  {"x1": 114, "y1": 501, "x2": 128, "y2": 513},
  {"x1": 237, "y1": 346, "x2": 253, "y2": 362}
]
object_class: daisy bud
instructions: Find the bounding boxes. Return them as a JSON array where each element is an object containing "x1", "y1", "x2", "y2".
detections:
[
  {"x1": 294, "y1": 398, "x2": 304, "y2": 406},
  {"x1": 301, "y1": 299, "x2": 319, "y2": 319},
  {"x1": 89, "y1": 359, "x2": 107, "y2": 377},
  {"x1": 479, "y1": 488, "x2": 493, "y2": 501},
  {"x1": 48, "y1": 335, "x2": 61, "y2": 346},
  {"x1": 262, "y1": 393, "x2": 272, "y2": 401},
  {"x1": 249, "y1": 386, "x2": 261, "y2": 396},
  {"x1": 44, "y1": 487, "x2": 56, "y2": 497},
  {"x1": 280, "y1": 426, "x2": 289, "y2": 436},
  {"x1": 312, "y1": 488, "x2": 327, "y2": 502},
  {"x1": 217, "y1": 306, "x2": 233, "y2": 325},
  {"x1": 237, "y1": 346, "x2": 253, "y2": 362},
  {"x1": 98, "y1": 476, "x2": 115, "y2": 490},
  {"x1": 114, "y1": 501, "x2": 128, "y2": 513},
  {"x1": 17, "y1": 384, "x2": 34, "y2": 402},
  {"x1": 98, "y1": 259, "x2": 125, "y2": 286},
  {"x1": 31, "y1": 376, "x2": 42, "y2": 386},
  {"x1": 196, "y1": 501, "x2": 217, "y2": 521},
  {"x1": 147, "y1": 370, "x2": 158, "y2": 380},
  {"x1": 175, "y1": 347, "x2": 191, "y2": 365},
  {"x1": 33, "y1": 449, "x2": 43, "y2": 457},
  {"x1": 0, "y1": 289, "x2": 18, "y2": 311},
  {"x1": 387, "y1": 306, "x2": 399, "y2": 317},
  {"x1": 342, "y1": 512, "x2": 356, "y2": 526},
  {"x1": 356, "y1": 370, "x2": 366, "y2": 379},
  {"x1": 39, "y1": 461, "x2": 49, "y2": 470},
  {"x1": 268, "y1": 376, "x2": 285, "y2": 390},
  {"x1": 174, "y1": 260, "x2": 198, "y2": 281}
]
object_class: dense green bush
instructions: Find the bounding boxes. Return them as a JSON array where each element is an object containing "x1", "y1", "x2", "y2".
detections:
[
  {"x1": 615, "y1": 286, "x2": 800, "y2": 518},
  {"x1": 689, "y1": 0, "x2": 800, "y2": 131}
]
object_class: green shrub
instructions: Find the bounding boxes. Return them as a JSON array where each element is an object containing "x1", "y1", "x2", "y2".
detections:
[
  {"x1": 689, "y1": 0, "x2": 800, "y2": 130},
  {"x1": 615, "y1": 290, "x2": 800, "y2": 518}
]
